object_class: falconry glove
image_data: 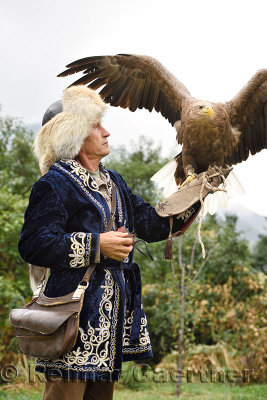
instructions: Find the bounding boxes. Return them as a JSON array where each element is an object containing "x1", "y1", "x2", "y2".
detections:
[
  {"x1": 155, "y1": 165, "x2": 232, "y2": 218},
  {"x1": 155, "y1": 165, "x2": 232, "y2": 259}
]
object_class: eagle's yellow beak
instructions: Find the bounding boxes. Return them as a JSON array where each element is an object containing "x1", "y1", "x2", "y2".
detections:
[{"x1": 200, "y1": 106, "x2": 214, "y2": 118}]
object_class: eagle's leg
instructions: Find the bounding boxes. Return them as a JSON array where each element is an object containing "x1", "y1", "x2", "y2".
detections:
[
  {"x1": 180, "y1": 173, "x2": 197, "y2": 188},
  {"x1": 180, "y1": 163, "x2": 197, "y2": 188}
]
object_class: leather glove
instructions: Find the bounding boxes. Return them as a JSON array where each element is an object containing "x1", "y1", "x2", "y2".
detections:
[{"x1": 155, "y1": 165, "x2": 232, "y2": 218}]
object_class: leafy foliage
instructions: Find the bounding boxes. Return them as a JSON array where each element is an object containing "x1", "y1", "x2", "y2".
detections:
[
  {"x1": 140, "y1": 215, "x2": 267, "y2": 383},
  {"x1": 251, "y1": 230, "x2": 267, "y2": 273},
  {"x1": 105, "y1": 136, "x2": 168, "y2": 203},
  {"x1": 0, "y1": 113, "x2": 39, "y2": 195},
  {"x1": 191, "y1": 270, "x2": 266, "y2": 382},
  {"x1": 0, "y1": 112, "x2": 39, "y2": 369}
]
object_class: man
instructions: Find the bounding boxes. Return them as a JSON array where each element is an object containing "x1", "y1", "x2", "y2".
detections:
[{"x1": 18, "y1": 86, "x2": 200, "y2": 400}]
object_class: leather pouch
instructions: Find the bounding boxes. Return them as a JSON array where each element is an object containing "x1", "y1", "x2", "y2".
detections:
[{"x1": 9, "y1": 266, "x2": 96, "y2": 358}]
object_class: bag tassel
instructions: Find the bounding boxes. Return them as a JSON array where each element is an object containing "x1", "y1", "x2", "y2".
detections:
[{"x1": 164, "y1": 217, "x2": 173, "y2": 260}]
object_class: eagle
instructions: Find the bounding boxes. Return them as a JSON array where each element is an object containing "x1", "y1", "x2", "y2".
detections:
[{"x1": 58, "y1": 54, "x2": 267, "y2": 195}]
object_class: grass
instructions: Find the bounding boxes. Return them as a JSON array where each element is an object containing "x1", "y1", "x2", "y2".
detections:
[
  {"x1": 114, "y1": 381, "x2": 267, "y2": 399},
  {"x1": 0, "y1": 385, "x2": 42, "y2": 400},
  {"x1": 0, "y1": 381, "x2": 267, "y2": 400}
]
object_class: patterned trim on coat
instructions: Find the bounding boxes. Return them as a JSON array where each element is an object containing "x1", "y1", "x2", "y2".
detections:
[
  {"x1": 63, "y1": 160, "x2": 113, "y2": 198},
  {"x1": 69, "y1": 232, "x2": 91, "y2": 268},
  {"x1": 54, "y1": 162, "x2": 108, "y2": 229},
  {"x1": 64, "y1": 160, "x2": 91, "y2": 187},
  {"x1": 122, "y1": 309, "x2": 152, "y2": 354},
  {"x1": 99, "y1": 163, "x2": 113, "y2": 198},
  {"x1": 114, "y1": 183, "x2": 124, "y2": 224}
]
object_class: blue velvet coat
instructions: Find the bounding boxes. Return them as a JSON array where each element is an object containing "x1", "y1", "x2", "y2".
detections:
[{"x1": 18, "y1": 159, "x2": 200, "y2": 382}]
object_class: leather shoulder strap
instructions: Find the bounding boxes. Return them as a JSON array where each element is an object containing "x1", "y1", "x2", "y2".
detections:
[{"x1": 81, "y1": 263, "x2": 97, "y2": 282}]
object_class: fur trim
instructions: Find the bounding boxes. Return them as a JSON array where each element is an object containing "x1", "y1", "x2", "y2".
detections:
[{"x1": 34, "y1": 86, "x2": 106, "y2": 175}]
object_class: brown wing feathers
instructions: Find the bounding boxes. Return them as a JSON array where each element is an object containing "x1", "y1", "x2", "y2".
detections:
[
  {"x1": 227, "y1": 70, "x2": 267, "y2": 164},
  {"x1": 228, "y1": 109, "x2": 267, "y2": 165},
  {"x1": 58, "y1": 54, "x2": 189, "y2": 126}
]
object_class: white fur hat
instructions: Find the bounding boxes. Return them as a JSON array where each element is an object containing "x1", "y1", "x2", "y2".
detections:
[{"x1": 34, "y1": 86, "x2": 106, "y2": 175}]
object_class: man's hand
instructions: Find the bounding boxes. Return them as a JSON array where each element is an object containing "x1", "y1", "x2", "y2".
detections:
[{"x1": 99, "y1": 231, "x2": 134, "y2": 261}]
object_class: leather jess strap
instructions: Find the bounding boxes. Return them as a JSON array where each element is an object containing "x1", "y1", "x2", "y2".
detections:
[{"x1": 81, "y1": 182, "x2": 117, "y2": 283}]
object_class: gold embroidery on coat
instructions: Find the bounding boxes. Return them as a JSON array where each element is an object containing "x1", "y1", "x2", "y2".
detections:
[
  {"x1": 122, "y1": 308, "x2": 151, "y2": 354},
  {"x1": 114, "y1": 183, "x2": 123, "y2": 224},
  {"x1": 54, "y1": 162, "x2": 108, "y2": 229},
  {"x1": 69, "y1": 232, "x2": 91, "y2": 268},
  {"x1": 64, "y1": 160, "x2": 112, "y2": 195},
  {"x1": 64, "y1": 160, "x2": 90, "y2": 187}
]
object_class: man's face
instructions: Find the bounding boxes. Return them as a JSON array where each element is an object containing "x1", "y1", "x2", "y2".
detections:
[{"x1": 81, "y1": 120, "x2": 110, "y2": 160}]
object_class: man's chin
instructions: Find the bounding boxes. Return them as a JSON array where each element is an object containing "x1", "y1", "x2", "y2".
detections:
[{"x1": 101, "y1": 148, "x2": 110, "y2": 158}]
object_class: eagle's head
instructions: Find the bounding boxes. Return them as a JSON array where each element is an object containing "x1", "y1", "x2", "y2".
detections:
[
  {"x1": 184, "y1": 101, "x2": 214, "y2": 121},
  {"x1": 198, "y1": 103, "x2": 214, "y2": 118}
]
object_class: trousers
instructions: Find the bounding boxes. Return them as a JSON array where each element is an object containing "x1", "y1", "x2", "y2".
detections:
[{"x1": 43, "y1": 380, "x2": 115, "y2": 400}]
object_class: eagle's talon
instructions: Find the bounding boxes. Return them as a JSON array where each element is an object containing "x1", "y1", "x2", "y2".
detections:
[{"x1": 180, "y1": 173, "x2": 197, "y2": 188}]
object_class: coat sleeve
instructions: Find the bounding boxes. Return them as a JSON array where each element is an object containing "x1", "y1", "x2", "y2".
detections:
[
  {"x1": 117, "y1": 174, "x2": 200, "y2": 243},
  {"x1": 18, "y1": 179, "x2": 99, "y2": 269}
]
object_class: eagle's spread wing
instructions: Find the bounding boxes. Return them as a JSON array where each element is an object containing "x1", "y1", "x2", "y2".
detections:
[
  {"x1": 226, "y1": 69, "x2": 267, "y2": 164},
  {"x1": 58, "y1": 54, "x2": 191, "y2": 126}
]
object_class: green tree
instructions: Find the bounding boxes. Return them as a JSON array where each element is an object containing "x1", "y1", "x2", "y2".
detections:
[
  {"x1": 0, "y1": 111, "x2": 39, "y2": 289},
  {"x1": 0, "y1": 111, "x2": 39, "y2": 367},
  {"x1": 251, "y1": 230, "x2": 267, "y2": 273},
  {"x1": 106, "y1": 136, "x2": 168, "y2": 203},
  {"x1": 0, "y1": 110, "x2": 39, "y2": 195},
  {"x1": 141, "y1": 213, "x2": 266, "y2": 389}
]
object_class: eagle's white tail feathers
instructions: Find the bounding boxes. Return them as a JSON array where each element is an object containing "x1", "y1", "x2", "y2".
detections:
[
  {"x1": 203, "y1": 190, "x2": 228, "y2": 217},
  {"x1": 225, "y1": 170, "x2": 245, "y2": 196},
  {"x1": 150, "y1": 158, "x2": 178, "y2": 197},
  {"x1": 203, "y1": 170, "x2": 244, "y2": 216},
  {"x1": 151, "y1": 161, "x2": 245, "y2": 216},
  {"x1": 150, "y1": 158, "x2": 176, "y2": 185},
  {"x1": 163, "y1": 179, "x2": 179, "y2": 198}
]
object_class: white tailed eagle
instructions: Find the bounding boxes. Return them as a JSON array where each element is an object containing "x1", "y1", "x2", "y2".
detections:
[{"x1": 58, "y1": 54, "x2": 267, "y2": 197}]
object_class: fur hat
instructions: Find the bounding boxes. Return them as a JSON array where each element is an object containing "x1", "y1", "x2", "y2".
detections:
[{"x1": 34, "y1": 86, "x2": 106, "y2": 175}]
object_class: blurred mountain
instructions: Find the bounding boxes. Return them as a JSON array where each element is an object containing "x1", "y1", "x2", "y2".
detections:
[{"x1": 217, "y1": 204, "x2": 267, "y2": 245}]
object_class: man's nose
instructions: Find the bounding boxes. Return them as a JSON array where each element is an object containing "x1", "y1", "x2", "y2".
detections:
[{"x1": 101, "y1": 126, "x2": 110, "y2": 137}]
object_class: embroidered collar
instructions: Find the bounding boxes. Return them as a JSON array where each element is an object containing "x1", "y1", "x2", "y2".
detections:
[
  {"x1": 61, "y1": 159, "x2": 112, "y2": 198},
  {"x1": 53, "y1": 160, "x2": 108, "y2": 229},
  {"x1": 53, "y1": 159, "x2": 124, "y2": 227}
]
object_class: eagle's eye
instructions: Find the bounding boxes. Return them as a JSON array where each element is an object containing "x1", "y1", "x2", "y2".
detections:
[{"x1": 199, "y1": 105, "x2": 204, "y2": 110}]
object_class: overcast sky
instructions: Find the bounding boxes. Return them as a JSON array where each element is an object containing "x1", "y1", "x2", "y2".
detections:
[{"x1": 1, "y1": 0, "x2": 266, "y2": 216}]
